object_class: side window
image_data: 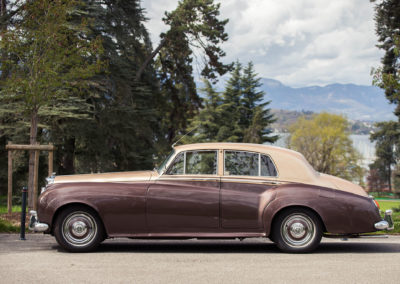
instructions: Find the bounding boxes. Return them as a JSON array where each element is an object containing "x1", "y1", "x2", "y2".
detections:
[
  {"x1": 186, "y1": 151, "x2": 217, "y2": 175},
  {"x1": 166, "y1": 152, "x2": 184, "y2": 175},
  {"x1": 166, "y1": 151, "x2": 217, "y2": 175},
  {"x1": 225, "y1": 151, "x2": 259, "y2": 176},
  {"x1": 261, "y1": 155, "x2": 277, "y2": 177}
]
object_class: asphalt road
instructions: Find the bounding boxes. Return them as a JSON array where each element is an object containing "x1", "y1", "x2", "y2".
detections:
[{"x1": 0, "y1": 234, "x2": 399, "y2": 284}]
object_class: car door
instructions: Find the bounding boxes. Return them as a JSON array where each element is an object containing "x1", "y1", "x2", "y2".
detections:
[
  {"x1": 221, "y1": 150, "x2": 278, "y2": 229},
  {"x1": 147, "y1": 150, "x2": 220, "y2": 233}
]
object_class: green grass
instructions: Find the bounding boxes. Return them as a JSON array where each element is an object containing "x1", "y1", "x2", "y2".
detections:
[
  {"x1": 0, "y1": 205, "x2": 23, "y2": 214},
  {"x1": 0, "y1": 219, "x2": 20, "y2": 233}
]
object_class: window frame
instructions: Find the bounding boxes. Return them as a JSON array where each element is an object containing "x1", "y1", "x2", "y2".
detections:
[
  {"x1": 223, "y1": 150, "x2": 278, "y2": 178},
  {"x1": 165, "y1": 149, "x2": 219, "y2": 176}
]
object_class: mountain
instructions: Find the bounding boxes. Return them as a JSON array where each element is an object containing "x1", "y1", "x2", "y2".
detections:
[{"x1": 261, "y1": 78, "x2": 396, "y2": 121}]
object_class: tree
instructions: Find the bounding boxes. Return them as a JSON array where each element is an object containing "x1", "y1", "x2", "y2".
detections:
[
  {"x1": 0, "y1": 0, "x2": 103, "y2": 208},
  {"x1": 182, "y1": 61, "x2": 277, "y2": 144},
  {"x1": 288, "y1": 113, "x2": 363, "y2": 183},
  {"x1": 216, "y1": 61, "x2": 244, "y2": 142},
  {"x1": 371, "y1": 0, "x2": 400, "y2": 117},
  {"x1": 136, "y1": 0, "x2": 231, "y2": 82},
  {"x1": 182, "y1": 79, "x2": 223, "y2": 143},
  {"x1": 240, "y1": 62, "x2": 277, "y2": 144},
  {"x1": 370, "y1": 121, "x2": 400, "y2": 191}
]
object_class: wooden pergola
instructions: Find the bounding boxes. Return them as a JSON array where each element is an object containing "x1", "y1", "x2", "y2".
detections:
[{"x1": 5, "y1": 142, "x2": 55, "y2": 213}]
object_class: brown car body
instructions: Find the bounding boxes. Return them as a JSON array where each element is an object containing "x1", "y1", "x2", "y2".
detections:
[{"x1": 36, "y1": 143, "x2": 383, "y2": 239}]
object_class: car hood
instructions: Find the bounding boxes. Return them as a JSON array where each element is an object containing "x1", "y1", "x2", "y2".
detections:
[
  {"x1": 54, "y1": 170, "x2": 154, "y2": 184},
  {"x1": 317, "y1": 173, "x2": 368, "y2": 197}
]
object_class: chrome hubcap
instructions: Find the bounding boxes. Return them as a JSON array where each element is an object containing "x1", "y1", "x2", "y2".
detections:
[
  {"x1": 62, "y1": 212, "x2": 97, "y2": 247},
  {"x1": 281, "y1": 213, "x2": 315, "y2": 248},
  {"x1": 72, "y1": 221, "x2": 88, "y2": 237}
]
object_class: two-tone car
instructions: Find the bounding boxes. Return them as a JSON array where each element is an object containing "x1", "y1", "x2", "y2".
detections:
[{"x1": 29, "y1": 143, "x2": 394, "y2": 253}]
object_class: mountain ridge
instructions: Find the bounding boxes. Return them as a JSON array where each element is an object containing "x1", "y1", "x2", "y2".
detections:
[{"x1": 260, "y1": 78, "x2": 396, "y2": 121}]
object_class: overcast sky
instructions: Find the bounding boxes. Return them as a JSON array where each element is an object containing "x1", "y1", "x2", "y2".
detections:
[{"x1": 141, "y1": 0, "x2": 383, "y2": 88}]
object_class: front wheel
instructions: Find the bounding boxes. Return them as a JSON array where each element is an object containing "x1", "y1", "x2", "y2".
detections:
[
  {"x1": 271, "y1": 208, "x2": 322, "y2": 253},
  {"x1": 54, "y1": 206, "x2": 105, "y2": 252}
]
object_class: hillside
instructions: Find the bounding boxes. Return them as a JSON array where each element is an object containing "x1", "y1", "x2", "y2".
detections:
[
  {"x1": 270, "y1": 109, "x2": 375, "y2": 134},
  {"x1": 261, "y1": 78, "x2": 396, "y2": 121}
]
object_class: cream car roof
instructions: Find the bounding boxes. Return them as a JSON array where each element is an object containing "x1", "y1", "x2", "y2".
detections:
[{"x1": 174, "y1": 143, "x2": 319, "y2": 184}]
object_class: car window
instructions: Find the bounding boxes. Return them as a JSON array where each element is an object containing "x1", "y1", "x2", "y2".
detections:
[
  {"x1": 166, "y1": 152, "x2": 184, "y2": 175},
  {"x1": 186, "y1": 151, "x2": 217, "y2": 175},
  {"x1": 166, "y1": 150, "x2": 217, "y2": 175},
  {"x1": 224, "y1": 151, "x2": 277, "y2": 177},
  {"x1": 225, "y1": 151, "x2": 259, "y2": 176},
  {"x1": 261, "y1": 155, "x2": 277, "y2": 177}
]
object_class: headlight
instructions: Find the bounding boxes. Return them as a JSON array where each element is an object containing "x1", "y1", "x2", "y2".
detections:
[{"x1": 42, "y1": 173, "x2": 56, "y2": 193}]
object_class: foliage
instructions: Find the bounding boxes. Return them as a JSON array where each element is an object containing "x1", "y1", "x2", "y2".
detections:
[
  {"x1": 371, "y1": 0, "x2": 400, "y2": 117},
  {"x1": 153, "y1": 0, "x2": 231, "y2": 144},
  {"x1": 183, "y1": 62, "x2": 277, "y2": 144},
  {"x1": 0, "y1": 0, "x2": 104, "y2": 205},
  {"x1": 370, "y1": 121, "x2": 400, "y2": 191},
  {"x1": 288, "y1": 113, "x2": 364, "y2": 183}
]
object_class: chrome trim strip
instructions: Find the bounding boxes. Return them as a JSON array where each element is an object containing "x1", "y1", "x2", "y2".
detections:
[{"x1": 157, "y1": 177, "x2": 220, "y2": 182}]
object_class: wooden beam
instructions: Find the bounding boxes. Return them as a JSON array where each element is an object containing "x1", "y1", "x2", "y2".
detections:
[
  {"x1": 6, "y1": 144, "x2": 55, "y2": 151},
  {"x1": 7, "y1": 142, "x2": 12, "y2": 214},
  {"x1": 48, "y1": 144, "x2": 54, "y2": 177},
  {"x1": 33, "y1": 149, "x2": 39, "y2": 211}
]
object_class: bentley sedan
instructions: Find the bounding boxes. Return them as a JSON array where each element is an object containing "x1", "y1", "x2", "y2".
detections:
[{"x1": 29, "y1": 143, "x2": 394, "y2": 253}]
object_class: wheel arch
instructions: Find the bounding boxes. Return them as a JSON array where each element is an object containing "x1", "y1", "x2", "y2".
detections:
[
  {"x1": 266, "y1": 205, "x2": 327, "y2": 237},
  {"x1": 51, "y1": 202, "x2": 107, "y2": 237}
]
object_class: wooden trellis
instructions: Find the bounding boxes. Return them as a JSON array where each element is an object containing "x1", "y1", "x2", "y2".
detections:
[{"x1": 5, "y1": 142, "x2": 55, "y2": 213}]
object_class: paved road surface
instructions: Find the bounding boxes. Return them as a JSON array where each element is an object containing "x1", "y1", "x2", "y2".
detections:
[{"x1": 1, "y1": 234, "x2": 399, "y2": 283}]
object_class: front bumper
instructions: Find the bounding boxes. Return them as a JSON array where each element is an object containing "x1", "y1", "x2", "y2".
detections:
[
  {"x1": 28, "y1": 211, "x2": 49, "y2": 232},
  {"x1": 374, "y1": 210, "x2": 394, "y2": 231}
]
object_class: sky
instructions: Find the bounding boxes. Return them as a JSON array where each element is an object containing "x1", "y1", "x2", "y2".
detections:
[{"x1": 141, "y1": 0, "x2": 383, "y2": 88}]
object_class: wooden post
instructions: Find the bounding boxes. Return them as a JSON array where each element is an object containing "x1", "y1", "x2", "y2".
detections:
[
  {"x1": 7, "y1": 142, "x2": 12, "y2": 214},
  {"x1": 33, "y1": 149, "x2": 39, "y2": 211},
  {"x1": 48, "y1": 143, "x2": 53, "y2": 177}
]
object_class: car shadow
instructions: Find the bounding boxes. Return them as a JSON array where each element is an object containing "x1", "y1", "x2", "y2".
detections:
[{"x1": 64, "y1": 239, "x2": 400, "y2": 254}]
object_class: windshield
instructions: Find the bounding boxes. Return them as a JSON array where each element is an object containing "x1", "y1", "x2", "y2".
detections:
[{"x1": 156, "y1": 150, "x2": 175, "y2": 174}]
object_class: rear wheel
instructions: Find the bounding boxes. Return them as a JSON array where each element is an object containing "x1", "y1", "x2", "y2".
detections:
[
  {"x1": 54, "y1": 206, "x2": 104, "y2": 252},
  {"x1": 271, "y1": 208, "x2": 322, "y2": 253}
]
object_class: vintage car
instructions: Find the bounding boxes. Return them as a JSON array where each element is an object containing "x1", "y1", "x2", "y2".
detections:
[{"x1": 29, "y1": 143, "x2": 394, "y2": 253}]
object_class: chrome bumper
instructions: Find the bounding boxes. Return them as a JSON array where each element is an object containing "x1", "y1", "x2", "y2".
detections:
[
  {"x1": 374, "y1": 210, "x2": 394, "y2": 231},
  {"x1": 29, "y1": 211, "x2": 49, "y2": 232}
]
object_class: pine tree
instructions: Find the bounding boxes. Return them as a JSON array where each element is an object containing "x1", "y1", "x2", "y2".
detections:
[
  {"x1": 371, "y1": 0, "x2": 400, "y2": 117},
  {"x1": 216, "y1": 61, "x2": 243, "y2": 142},
  {"x1": 241, "y1": 62, "x2": 277, "y2": 143},
  {"x1": 182, "y1": 79, "x2": 223, "y2": 143}
]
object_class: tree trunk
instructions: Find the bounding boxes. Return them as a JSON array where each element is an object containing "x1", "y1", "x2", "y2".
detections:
[
  {"x1": 135, "y1": 37, "x2": 167, "y2": 82},
  {"x1": 58, "y1": 137, "x2": 75, "y2": 175},
  {"x1": 0, "y1": 0, "x2": 6, "y2": 15},
  {"x1": 388, "y1": 163, "x2": 392, "y2": 192},
  {"x1": 28, "y1": 109, "x2": 38, "y2": 210}
]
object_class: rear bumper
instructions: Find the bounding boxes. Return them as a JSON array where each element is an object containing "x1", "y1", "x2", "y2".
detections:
[{"x1": 374, "y1": 210, "x2": 394, "y2": 231}]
